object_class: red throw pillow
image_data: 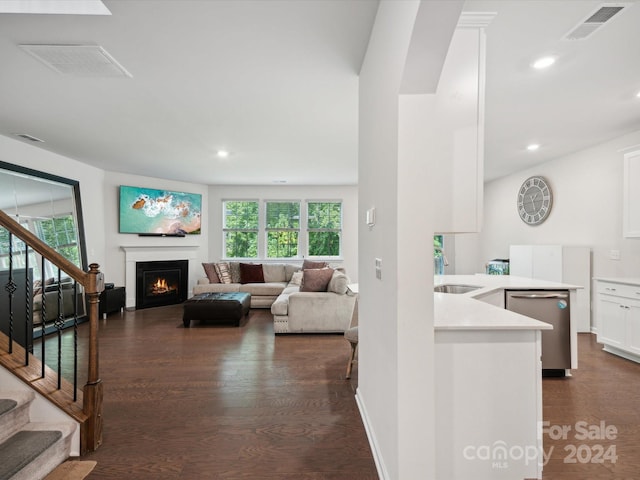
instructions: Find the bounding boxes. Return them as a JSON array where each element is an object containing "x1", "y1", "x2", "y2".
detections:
[
  {"x1": 300, "y1": 267, "x2": 334, "y2": 292},
  {"x1": 240, "y1": 263, "x2": 265, "y2": 284}
]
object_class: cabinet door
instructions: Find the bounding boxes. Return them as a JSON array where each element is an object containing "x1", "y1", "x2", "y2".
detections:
[
  {"x1": 597, "y1": 295, "x2": 626, "y2": 347},
  {"x1": 626, "y1": 302, "x2": 640, "y2": 355}
]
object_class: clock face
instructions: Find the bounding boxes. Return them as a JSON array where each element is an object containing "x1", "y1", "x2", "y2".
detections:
[{"x1": 517, "y1": 176, "x2": 552, "y2": 225}]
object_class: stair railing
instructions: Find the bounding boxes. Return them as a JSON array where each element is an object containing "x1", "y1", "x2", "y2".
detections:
[{"x1": 0, "y1": 209, "x2": 104, "y2": 454}]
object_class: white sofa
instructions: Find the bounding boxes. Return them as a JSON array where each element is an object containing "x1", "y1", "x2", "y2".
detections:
[{"x1": 193, "y1": 262, "x2": 356, "y2": 334}]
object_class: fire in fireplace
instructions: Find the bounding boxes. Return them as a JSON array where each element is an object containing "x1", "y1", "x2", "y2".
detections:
[{"x1": 136, "y1": 260, "x2": 188, "y2": 309}]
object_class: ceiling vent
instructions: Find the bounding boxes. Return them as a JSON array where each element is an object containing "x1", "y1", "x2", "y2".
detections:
[
  {"x1": 563, "y1": 3, "x2": 629, "y2": 40},
  {"x1": 14, "y1": 133, "x2": 44, "y2": 143},
  {"x1": 19, "y1": 44, "x2": 132, "y2": 77}
]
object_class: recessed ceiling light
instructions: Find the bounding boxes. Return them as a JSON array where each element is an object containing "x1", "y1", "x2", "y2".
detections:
[
  {"x1": 527, "y1": 144, "x2": 540, "y2": 151},
  {"x1": 216, "y1": 150, "x2": 229, "y2": 158},
  {"x1": 532, "y1": 56, "x2": 556, "y2": 70},
  {"x1": 636, "y1": 91, "x2": 640, "y2": 98}
]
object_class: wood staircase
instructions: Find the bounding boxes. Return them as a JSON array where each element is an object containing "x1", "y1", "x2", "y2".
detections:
[
  {"x1": 0, "y1": 391, "x2": 75, "y2": 480},
  {"x1": 0, "y1": 209, "x2": 104, "y2": 478}
]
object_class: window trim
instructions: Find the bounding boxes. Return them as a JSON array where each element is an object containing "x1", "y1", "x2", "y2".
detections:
[
  {"x1": 222, "y1": 199, "x2": 259, "y2": 260},
  {"x1": 221, "y1": 198, "x2": 344, "y2": 260}
]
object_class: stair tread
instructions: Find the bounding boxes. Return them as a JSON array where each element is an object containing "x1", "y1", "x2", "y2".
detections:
[
  {"x1": 0, "y1": 399, "x2": 17, "y2": 416},
  {"x1": 0, "y1": 430, "x2": 62, "y2": 480}
]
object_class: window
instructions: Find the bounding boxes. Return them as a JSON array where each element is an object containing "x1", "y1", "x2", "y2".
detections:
[
  {"x1": 0, "y1": 214, "x2": 79, "y2": 280},
  {"x1": 35, "y1": 215, "x2": 79, "y2": 265},
  {"x1": 223, "y1": 201, "x2": 258, "y2": 258},
  {"x1": 222, "y1": 199, "x2": 343, "y2": 259},
  {"x1": 266, "y1": 201, "x2": 299, "y2": 258},
  {"x1": 307, "y1": 202, "x2": 341, "y2": 257}
]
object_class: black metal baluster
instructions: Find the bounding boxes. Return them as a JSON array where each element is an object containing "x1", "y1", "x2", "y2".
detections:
[
  {"x1": 73, "y1": 280, "x2": 78, "y2": 401},
  {"x1": 4, "y1": 232, "x2": 16, "y2": 354},
  {"x1": 55, "y1": 268, "x2": 63, "y2": 390},
  {"x1": 40, "y1": 256, "x2": 46, "y2": 378},
  {"x1": 24, "y1": 244, "x2": 30, "y2": 365}
]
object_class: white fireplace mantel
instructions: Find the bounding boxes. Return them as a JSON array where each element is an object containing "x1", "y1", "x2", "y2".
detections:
[{"x1": 121, "y1": 245, "x2": 200, "y2": 308}]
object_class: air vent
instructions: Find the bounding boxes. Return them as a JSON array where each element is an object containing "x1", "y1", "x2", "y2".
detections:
[
  {"x1": 564, "y1": 4, "x2": 628, "y2": 40},
  {"x1": 19, "y1": 45, "x2": 132, "y2": 77},
  {"x1": 14, "y1": 134, "x2": 44, "y2": 143}
]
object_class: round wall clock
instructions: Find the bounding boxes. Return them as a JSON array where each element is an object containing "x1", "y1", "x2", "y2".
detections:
[{"x1": 517, "y1": 176, "x2": 553, "y2": 225}]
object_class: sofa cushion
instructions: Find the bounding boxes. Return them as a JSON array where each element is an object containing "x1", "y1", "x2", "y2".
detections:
[
  {"x1": 270, "y1": 285, "x2": 300, "y2": 315},
  {"x1": 240, "y1": 282, "x2": 287, "y2": 296},
  {"x1": 214, "y1": 262, "x2": 232, "y2": 284},
  {"x1": 229, "y1": 262, "x2": 242, "y2": 283},
  {"x1": 284, "y1": 264, "x2": 300, "y2": 281},
  {"x1": 301, "y1": 267, "x2": 334, "y2": 292},
  {"x1": 240, "y1": 263, "x2": 265, "y2": 283},
  {"x1": 202, "y1": 263, "x2": 220, "y2": 283},
  {"x1": 327, "y1": 271, "x2": 349, "y2": 295},
  {"x1": 289, "y1": 271, "x2": 303, "y2": 286},
  {"x1": 302, "y1": 259, "x2": 328, "y2": 270},
  {"x1": 263, "y1": 263, "x2": 286, "y2": 283}
]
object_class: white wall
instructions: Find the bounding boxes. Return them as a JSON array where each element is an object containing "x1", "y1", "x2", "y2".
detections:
[
  {"x1": 207, "y1": 184, "x2": 358, "y2": 281},
  {"x1": 357, "y1": 1, "x2": 463, "y2": 477},
  {"x1": 0, "y1": 134, "x2": 107, "y2": 271},
  {"x1": 459, "y1": 128, "x2": 640, "y2": 279},
  {"x1": 1, "y1": 135, "x2": 358, "y2": 297},
  {"x1": 103, "y1": 171, "x2": 210, "y2": 295}
]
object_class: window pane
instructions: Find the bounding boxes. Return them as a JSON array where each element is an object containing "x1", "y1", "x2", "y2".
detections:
[
  {"x1": 224, "y1": 201, "x2": 258, "y2": 229},
  {"x1": 266, "y1": 202, "x2": 299, "y2": 229},
  {"x1": 267, "y1": 231, "x2": 298, "y2": 258},
  {"x1": 225, "y1": 231, "x2": 258, "y2": 258},
  {"x1": 308, "y1": 202, "x2": 341, "y2": 229},
  {"x1": 224, "y1": 201, "x2": 258, "y2": 258},
  {"x1": 309, "y1": 231, "x2": 340, "y2": 256}
]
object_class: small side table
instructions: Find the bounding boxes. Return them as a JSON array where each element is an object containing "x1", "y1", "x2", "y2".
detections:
[{"x1": 99, "y1": 287, "x2": 126, "y2": 319}]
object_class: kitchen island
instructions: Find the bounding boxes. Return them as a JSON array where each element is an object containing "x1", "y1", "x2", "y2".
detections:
[{"x1": 433, "y1": 274, "x2": 581, "y2": 480}]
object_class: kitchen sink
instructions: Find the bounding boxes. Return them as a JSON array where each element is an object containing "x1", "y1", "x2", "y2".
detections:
[{"x1": 433, "y1": 284, "x2": 481, "y2": 294}]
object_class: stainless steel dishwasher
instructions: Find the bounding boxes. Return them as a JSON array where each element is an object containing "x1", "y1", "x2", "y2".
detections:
[{"x1": 505, "y1": 290, "x2": 571, "y2": 372}]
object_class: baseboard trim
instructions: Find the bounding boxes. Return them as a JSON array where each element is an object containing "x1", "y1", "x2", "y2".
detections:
[{"x1": 355, "y1": 389, "x2": 388, "y2": 480}]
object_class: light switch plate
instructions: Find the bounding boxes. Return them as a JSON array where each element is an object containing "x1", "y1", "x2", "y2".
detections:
[{"x1": 375, "y1": 258, "x2": 382, "y2": 279}]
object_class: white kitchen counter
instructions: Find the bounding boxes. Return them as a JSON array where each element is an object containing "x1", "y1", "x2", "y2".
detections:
[
  {"x1": 434, "y1": 274, "x2": 580, "y2": 331},
  {"x1": 432, "y1": 274, "x2": 581, "y2": 479},
  {"x1": 593, "y1": 276, "x2": 640, "y2": 286}
]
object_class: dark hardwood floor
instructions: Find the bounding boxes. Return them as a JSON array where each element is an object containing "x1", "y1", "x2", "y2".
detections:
[
  {"x1": 541, "y1": 333, "x2": 640, "y2": 479},
  {"x1": 33, "y1": 310, "x2": 640, "y2": 479},
  {"x1": 49, "y1": 306, "x2": 376, "y2": 479}
]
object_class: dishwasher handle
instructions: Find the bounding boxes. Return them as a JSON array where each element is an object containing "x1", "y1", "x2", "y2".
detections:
[{"x1": 508, "y1": 293, "x2": 568, "y2": 299}]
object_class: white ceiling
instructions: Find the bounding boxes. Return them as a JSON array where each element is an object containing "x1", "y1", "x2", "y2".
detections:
[{"x1": 1, "y1": 0, "x2": 639, "y2": 186}]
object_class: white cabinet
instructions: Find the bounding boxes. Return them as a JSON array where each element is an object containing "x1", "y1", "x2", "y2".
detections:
[
  {"x1": 595, "y1": 279, "x2": 640, "y2": 362},
  {"x1": 510, "y1": 245, "x2": 591, "y2": 332},
  {"x1": 597, "y1": 295, "x2": 627, "y2": 348},
  {"x1": 623, "y1": 150, "x2": 640, "y2": 237},
  {"x1": 431, "y1": 26, "x2": 486, "y2": 234}
]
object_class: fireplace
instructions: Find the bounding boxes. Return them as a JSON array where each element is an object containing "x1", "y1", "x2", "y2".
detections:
[{"x1": 136, "y1": 260, "x2": 188, "y2": 309}]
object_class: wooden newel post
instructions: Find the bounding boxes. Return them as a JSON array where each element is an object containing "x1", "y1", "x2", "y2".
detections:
[{"x1": 82, "y1": 263, "x2": 104, "y2": 454}]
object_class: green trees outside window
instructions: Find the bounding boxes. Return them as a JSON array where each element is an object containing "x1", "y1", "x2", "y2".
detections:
[
  {"x1": 0, "y1": 214, "x2": 80, "y2": 279},
  {"x1": 308, "y1": 202, "x2": 341, "y2": 256},
  {"x1": 223, "y1": 200, "x2": 343, "y2": 259},
  {"x1": 266, "y1": 202, "x2": 299, "y2": 258},
  {"x1": 223, "y1": 201, "x2": 258, "y2": 258}
]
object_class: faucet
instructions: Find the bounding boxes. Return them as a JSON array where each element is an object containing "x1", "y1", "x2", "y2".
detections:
[
  {"x1": 434, "y1": 246, "x2": 449, "y2": 267},
  {"x1": 434, "y1": 246, "x2": 449, "y2": 275}
]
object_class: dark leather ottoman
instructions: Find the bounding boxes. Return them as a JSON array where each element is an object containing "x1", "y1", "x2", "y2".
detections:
[{"x1": 182, "y1": 292, "x2": 251, "y2": 327}]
